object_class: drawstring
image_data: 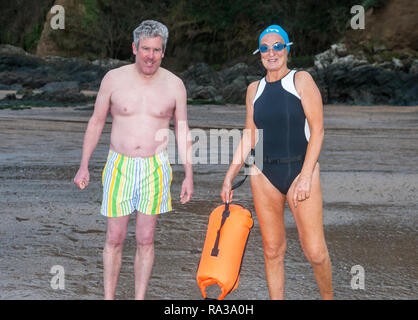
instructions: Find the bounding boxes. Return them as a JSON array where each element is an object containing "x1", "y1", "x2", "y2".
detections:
[
  {"x1": 210, "y1": 202, "x2": 230, "y2": 257},
  {"x1": 230, "y1": 149, "x2": 255, "y2": 190}
]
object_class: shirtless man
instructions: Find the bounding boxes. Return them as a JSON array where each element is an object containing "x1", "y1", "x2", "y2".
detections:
[{"x1": 73, "y1": 20, "x2": 193, "y2": 300}]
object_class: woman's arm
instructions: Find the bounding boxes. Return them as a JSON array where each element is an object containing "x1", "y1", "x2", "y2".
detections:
[
  {"x1": 220, "y1": 80, "x2": 259, "y2": 203},
  {"x1": 292, "y1": 71, "x2": 324, "y2": 207}
]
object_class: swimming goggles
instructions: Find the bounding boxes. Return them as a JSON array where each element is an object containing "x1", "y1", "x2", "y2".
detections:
[{"x1": 252, "y1": 42, "x2": 293, "y2": 55}]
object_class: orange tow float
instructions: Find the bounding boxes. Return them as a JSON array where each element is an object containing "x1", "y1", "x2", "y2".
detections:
[{"x1": 196, "y1": 202, "x2": 253, "y2": 300}]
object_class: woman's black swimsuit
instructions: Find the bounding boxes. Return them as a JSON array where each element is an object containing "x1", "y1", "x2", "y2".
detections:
[{"x1": 253, "y1": 70, "x2": 310, "y2": 195}]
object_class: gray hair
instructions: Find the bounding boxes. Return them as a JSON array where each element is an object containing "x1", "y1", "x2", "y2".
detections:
[{"x1": 133, "y1": 20, "x2": 169, "y2": 51}]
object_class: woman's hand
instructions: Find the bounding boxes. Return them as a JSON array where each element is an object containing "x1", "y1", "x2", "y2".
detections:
[
  {"x1": 220, "y1": 178, "x2": 234, "y2": 204},
  {"x1": 292, "y1": 174, "x2": 312, "y2": 208}
]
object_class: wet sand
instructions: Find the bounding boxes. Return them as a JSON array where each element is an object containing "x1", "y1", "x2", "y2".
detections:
[{"x1": 0, "y1": 104, "x2": 417, "y2": 300}]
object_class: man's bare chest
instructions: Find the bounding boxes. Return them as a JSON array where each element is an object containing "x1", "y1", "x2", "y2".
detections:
[{"x1": 110, "y1": 87, "x2": 176, "y2": 119}]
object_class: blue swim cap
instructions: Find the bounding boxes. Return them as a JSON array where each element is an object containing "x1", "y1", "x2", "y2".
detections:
[{"x1": 256, "y1": 25, "x2": 291, "y2": 53}]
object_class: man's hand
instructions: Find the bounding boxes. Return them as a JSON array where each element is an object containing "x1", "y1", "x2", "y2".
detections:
[
  {"x1": 74, "y1": 167, "x2": 90, "y2": 190},
  {"x1": 180, "y1": 176, "x2": 193, "y2": 204}
]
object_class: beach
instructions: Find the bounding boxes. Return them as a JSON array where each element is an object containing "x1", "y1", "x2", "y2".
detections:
[{"x1": 0, "y1": 104, "x2": 417, "y2": 299}]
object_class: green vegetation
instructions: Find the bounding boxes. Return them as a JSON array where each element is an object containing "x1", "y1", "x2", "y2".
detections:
[
  {"x1": 23, "y1": 23, "x2": 43, "y2": 52},
  {"x1": 80, "y1": 0, "x2": 100, "y2": 26},
  {"x1": 379, "y1": 51, "x2": 402, "y2": 61},
  {"x1": 1, "y1": 0, "x2": 389, "y2": 70},
  {"x1": 289, "y1": 55, "x2": 315, "y2": 69},
  {"x1": 362, "y1": 0, "x2": 389, "y2": 10},
  {"x1": 0, "y1": 0, "x2": 54, "y2": 52}
]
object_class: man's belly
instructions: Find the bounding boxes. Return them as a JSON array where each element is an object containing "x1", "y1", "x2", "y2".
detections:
[{"x1": 109, "y1": 123, "x2": 170, "y2": 158}]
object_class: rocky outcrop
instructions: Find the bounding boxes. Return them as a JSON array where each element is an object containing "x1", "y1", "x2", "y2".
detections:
[
  {"x1": 0, "y1": 44, "x2": 128, "y2": 104},
  {"x1": 180, "y1": 62, "x2": 264, "y2": 104},
  {"x1": 308, "y1": 43, "x2": 418, "y2": 105},
  {"x1": 36, "y1": 0, "x2": 97, "y2": 58},
  {"x1": 1, "y1": 44, "x2": 417, "y2": 106},
  {"x1": 182, "y1": 43, "x2": 417, "y2": 106}
]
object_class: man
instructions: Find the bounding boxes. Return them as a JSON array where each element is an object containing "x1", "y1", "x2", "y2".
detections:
[{"x1": 73, "y1": 20, "x2": 194, "y2": 300}]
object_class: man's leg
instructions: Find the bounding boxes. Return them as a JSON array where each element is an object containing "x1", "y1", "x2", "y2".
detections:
[
  {"x1": 103, "y1": 215, "x2": 130, "y2": 300},
  {"x1": 134, "y1": 212, "x2": 158, "y2": 300}
]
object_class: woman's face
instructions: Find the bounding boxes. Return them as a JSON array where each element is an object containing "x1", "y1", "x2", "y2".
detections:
[{"x1": 260, "y1": 33, "x2": 288, "y2": 72}]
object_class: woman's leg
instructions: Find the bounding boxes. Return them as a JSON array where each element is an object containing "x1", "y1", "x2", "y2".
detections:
[
  {"x1": 250, "y1": 166, "x2": 287, "y2": 299},
  {"x1": 286, "y1": 163, "x2": 333, "y2": 299}
]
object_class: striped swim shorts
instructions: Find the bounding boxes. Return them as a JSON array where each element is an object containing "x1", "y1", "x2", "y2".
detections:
[{"x1": 101, "y1": 149, "x2": 173, "y2": 217}]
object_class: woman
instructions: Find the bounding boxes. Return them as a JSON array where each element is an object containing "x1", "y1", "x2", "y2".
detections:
[{"x1": 221, "y1": 25, "x2": 332, "y2": 299}]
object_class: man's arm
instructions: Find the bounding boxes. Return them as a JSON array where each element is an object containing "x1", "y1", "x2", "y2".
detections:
[
  {"x1": 173, "y1": 78, "x2": 193, "y2": 203},
  {"x1": 74, "y1": 71, "x2": 113, "y2": 189}
]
